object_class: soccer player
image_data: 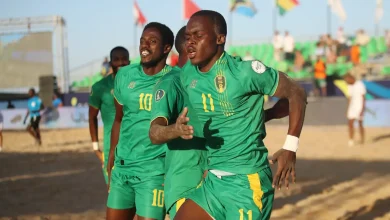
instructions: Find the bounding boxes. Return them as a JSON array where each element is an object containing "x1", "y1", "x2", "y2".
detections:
[
  {"x1": 106, "y1": 22, "x2": 175, "y2": 220},
  {"x1": 174, "y1": 10, "x2": 307, "y2": 220},
  {"x1": 344, "y1": 73, "x2": 366, "y2": 146},
  {"x1": 149, "y1": 25, "x2": 207, "y2": 220},
  {"x1": 23, "y1": 88, "x2": 44, "y2": 145},
  {"x1": 88, "y1": 46, "x2": 130, "y2": 184},
  {"x1": 0, "y1": 110, "x2": 3, "y2": 152}
]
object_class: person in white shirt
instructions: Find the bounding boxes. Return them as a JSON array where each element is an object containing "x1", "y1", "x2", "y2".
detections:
[
  {"x1": 272, "y1": 30, "x2": 283, "y2": 61},
  {"x1": 283, "y1": 31, "x2": 294, "y2": 62},
  {"x1": 337, "y1": 27, "x2": 346, "y2": 45},
  {"x1": 344, "y1": 74, "x2": 366, "y2": 146},
  {"x1": 356, "y1": 29, "x2": 370, "y2": 46}
]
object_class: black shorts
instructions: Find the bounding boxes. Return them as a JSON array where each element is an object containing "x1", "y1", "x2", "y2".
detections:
[{"x1": 29, "y1": 116, "x2": 41, "y2": 129}]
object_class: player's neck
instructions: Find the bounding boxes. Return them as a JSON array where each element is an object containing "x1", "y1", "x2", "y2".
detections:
[
  {"x1": 177, "y1": 55, "x2": 188, "y2": 68},
  {"x1": 198, "y1": 48, "x2": 224, "y2": 73},
  {"x1": 142, "y1": 59, "x2": 166, "y2": 76}
]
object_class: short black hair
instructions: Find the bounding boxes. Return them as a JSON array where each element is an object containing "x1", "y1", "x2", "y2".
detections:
[
  {"x1": 175, "y1": 26, "x2": 187, "y2": 54},
  {"x1": 144, "y1": 22, "x2": 174, "y2": 49},
  {"x1": 110, "y1": 46, "x2": 129, "y2": 60},
  {"x1": 29, "y1": 88, "x2": 36, "y2": 95},
  {"x1": 191, "y1": 10, "x2": 227, "y2": 36}
]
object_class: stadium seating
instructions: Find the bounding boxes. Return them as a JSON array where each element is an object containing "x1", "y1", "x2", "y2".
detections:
[{"x1": 71, "y1": 37, "x2": 388, "y2": 89}]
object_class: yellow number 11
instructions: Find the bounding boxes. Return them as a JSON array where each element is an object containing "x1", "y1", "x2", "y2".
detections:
[
  {"x1": 202, "y1": 93, "x2": 214, "y2": 112},
  {"x1": 239, "y1": 209, "x2": 252, "y2": 220}
]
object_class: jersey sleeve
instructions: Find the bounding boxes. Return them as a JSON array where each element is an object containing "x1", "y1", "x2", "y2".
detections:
[
  {"x1": 114, "y1": 70, "x2": 124, "y2": 105},
  {"x1": 151, "y1": 77, "x2": 181, "y2": 123},
  {"x1": 88, "y1": 83, "x2": 102, "y2": 109},
  {"x1": 242, "y1": 60, "x2": 279, "y2": 96}
]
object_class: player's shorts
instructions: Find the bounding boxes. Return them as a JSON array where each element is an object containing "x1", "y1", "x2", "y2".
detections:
[
  {"x1": 189, "y1": 167, "x2": 274, "y2": 220},
  {"x1": 347, "y1": 106, "x2": 363, "y2": 121},
  {"x1": 107, "y1": 168, "x2": 165, "y2": 220},
  {"x1": 29, "y1": 116, "x2": 41, "y2": 129},
  {"x1": 168, "y1": 198, "x2": 186, "y2": 220},
  {"x1": 315, "y1": 79, "x2": 327, "y2": 88}
]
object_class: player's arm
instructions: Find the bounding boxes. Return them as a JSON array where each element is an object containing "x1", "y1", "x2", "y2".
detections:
[
  {"x1": 150, "y1": 107, "x2": 193, "y2": 144},
  {"x1": 88, "y1": 85, "x2": 103, "y2": 163},
  {"x1": 108, "y1": 99, "x2": 122, "y2": 174},
  {"x1": 23, "y1": 110, "x2": 29, "y2": 124},
  {"x1": 149, "y1": 78, "x2": 193, "y2": 144},
  {"x1": 271, "y1": 72, "x2": 307, "y2": 189},
  {"x1": 89, "y1": 106, "x2": 103, "y2": 163},
  {"x1": 264, "y1": 98, "x2": 289, "y2": 123}
]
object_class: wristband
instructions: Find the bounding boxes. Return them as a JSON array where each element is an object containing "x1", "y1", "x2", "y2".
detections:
[
  {"x1": 282, "y1": 135, "x2": 299, "y2": 152},
  {"x1": 92, "y1": 142, "x2": 99, "y2": 151}
]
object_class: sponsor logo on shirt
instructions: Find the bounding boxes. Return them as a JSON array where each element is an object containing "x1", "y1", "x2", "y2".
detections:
[
  {"x1": 128, "y1": 81, "x2": 136, "y2": 89},
  {"x1": 214, "y1": 75, "x2": 226, "y2": 93},
  {"x1": 190, "y1": 80, "x2": 197, "y2": 88}
]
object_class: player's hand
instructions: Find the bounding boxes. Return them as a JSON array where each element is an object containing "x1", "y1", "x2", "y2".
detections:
[
  {"x1": 270, "y1": 149, "x2": 296, "y2": 190},
  {"x1": 175, "y1": 107, "x2": 194, "y2": 139}
]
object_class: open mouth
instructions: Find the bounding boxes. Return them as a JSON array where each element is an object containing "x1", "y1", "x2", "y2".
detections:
[
  {"x1": 141, "y1": 50, "x2": 150, "y2": 58},
  {"x1": 187, "y1": 47, "x2": 196, "y2": 59}
]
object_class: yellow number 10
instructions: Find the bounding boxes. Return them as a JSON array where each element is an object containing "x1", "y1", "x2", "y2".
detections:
[
  {"x1": 239, "y1": 209, "x2": 252, "y2": 220},
  {"x1": 139, "y1": 93, "x2": 152, "y2": 111},
  {"x1": 151, "y1": 189, "x2": 164, "y2": 207},
  {"x1": 202, "y1": 93, "x2": 214, "y2": 112}
]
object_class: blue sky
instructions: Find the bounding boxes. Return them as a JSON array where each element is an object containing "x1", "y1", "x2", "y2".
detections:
[{"x1": 1, "y1": 0, "x2": 389, "y2": 69}]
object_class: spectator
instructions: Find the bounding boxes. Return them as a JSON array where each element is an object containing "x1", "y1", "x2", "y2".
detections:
[
  {"x1": 315, "y1": 42, "x2": 325, "y2": 59},
  {"x1": 52, "y1": 93, "x2": 63, "y2": 108},
  {"x1": 356, "y1": 29, "x2": 370, "y2": 46},
  {"x1": 242, "y1": 51, "x2": 254, "y2": 61},
  {"x1": 7, "y1": 100, "x2": 15, "y2": 109},
  {"x1": 344, "y1": 73, "x2": 366, "y2": 146},
  {"x1": 350, "y1": 43, "x2": 360, "y2": 65},
  {"x1": 293, "y1": 50, "x2": 305, "y2": 71},
  {"x1": 101, "y1": 57, "x2": 110, "y2": 76},
  {"x1": 313, "y1": 56, "x2": 327, "y2": 97},
  {"x1": 272, "y1": 30, "x2": 283, "y2": 61},
  {"x1": 337, "y1": 27, "x2": 346, "y2": 45},
  {"x1": 385, "y1": 30, "x2": 390, "y2": 53},
  {"x1": 283, "y1": 31, "x2": 295, "y2": 62},
  {"x1": 0, "y1": 110, "x2": 3, "y2": 152}
]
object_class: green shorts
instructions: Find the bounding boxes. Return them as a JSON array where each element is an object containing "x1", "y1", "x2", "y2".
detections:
[
  {"x1": 107, "y1": 168, "x2": 165, "y2": 220},
  {"x1": 189, "y1": 167, "x2": 274, "y2": 220},
  {"x1": 168, "y1": 198, "x2": 186, "y2": 220},
  {"x1": 316, "y1": 79, "x2": 327, "y2": 88}
]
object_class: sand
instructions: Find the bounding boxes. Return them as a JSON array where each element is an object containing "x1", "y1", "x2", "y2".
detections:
[{"x1": 0, "y1": 126, "x2": 389, "y2": 220}]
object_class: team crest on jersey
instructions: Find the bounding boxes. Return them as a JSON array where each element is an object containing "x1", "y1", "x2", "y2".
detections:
[
  {"x1": 128, "y1": 81, "x2": 136, "y2": 89},
  {"x1": 214, "y1": 75, "x2": 226, "y2": 93},
  {"x1": 190, "y1": 80, "x2": 197, "y2": 88},
  {"x1": 251, "y1": 60, "x2": 266, "y2": 74},
  {"x1": 155, "y1": 89, "x2": 165, "y2": 102}
]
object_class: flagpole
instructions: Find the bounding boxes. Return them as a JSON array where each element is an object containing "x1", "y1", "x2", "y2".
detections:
[
  {"x1": 273, "y1": 0, "x2": 277, "y2": 35},
  {"x1": 229, "y1": 11, "x2": 233, "y2": 48},
  {"x1": 134, "y1": 23, "x2": 137, "y2": 56},
  {"x1": 327, "y1": 4, "x2": 331, "y2": 34}
]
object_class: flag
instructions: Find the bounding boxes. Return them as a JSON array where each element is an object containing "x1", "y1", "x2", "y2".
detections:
[
  {"x1": 328, "y1": 0, "x2": 347, "y2": 22},
  {"x1": 183, "y1": 0, "x2": 201, "y2": 20},
  {"x1": 277, "y1": 0, "x2": 299, "y2": 16},
  {"x1": 230, "y1": 0, "x2": 257, "y2": 18},
  {"x1": 375, "y1": 0, "x2": 383, "y2": 23},
  {"x1": 133, "y1": 0, "x2": 147, "y2": 26}
]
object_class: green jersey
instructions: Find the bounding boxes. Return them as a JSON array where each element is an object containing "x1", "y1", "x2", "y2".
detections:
[
  {"x1": 114, "y1": 63, "x2": 172, "y2": 176},
  {"x1": 151, "y1": 69, "x2": 207, "y2": 210},
  {"x1": 180, "y1": 53, "x2": 279, "y2": 174},
  {"x1": 88, "y1": 74, "x2": 116, "y2": 161}
]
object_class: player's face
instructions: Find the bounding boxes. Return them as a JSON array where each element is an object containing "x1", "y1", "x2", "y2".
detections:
[
  {"x1": 140, "y1": 27, "x2": 167, "y2": 66},
  {"x1": 28, "y1": 90, "x2": 34, "y2": 97},
  {"x1": 110, "y1": 51, "x2": 130, "y2": 74},
  {"x1": 185, "y1": 16, "x2": 219, "y2": 66}
]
